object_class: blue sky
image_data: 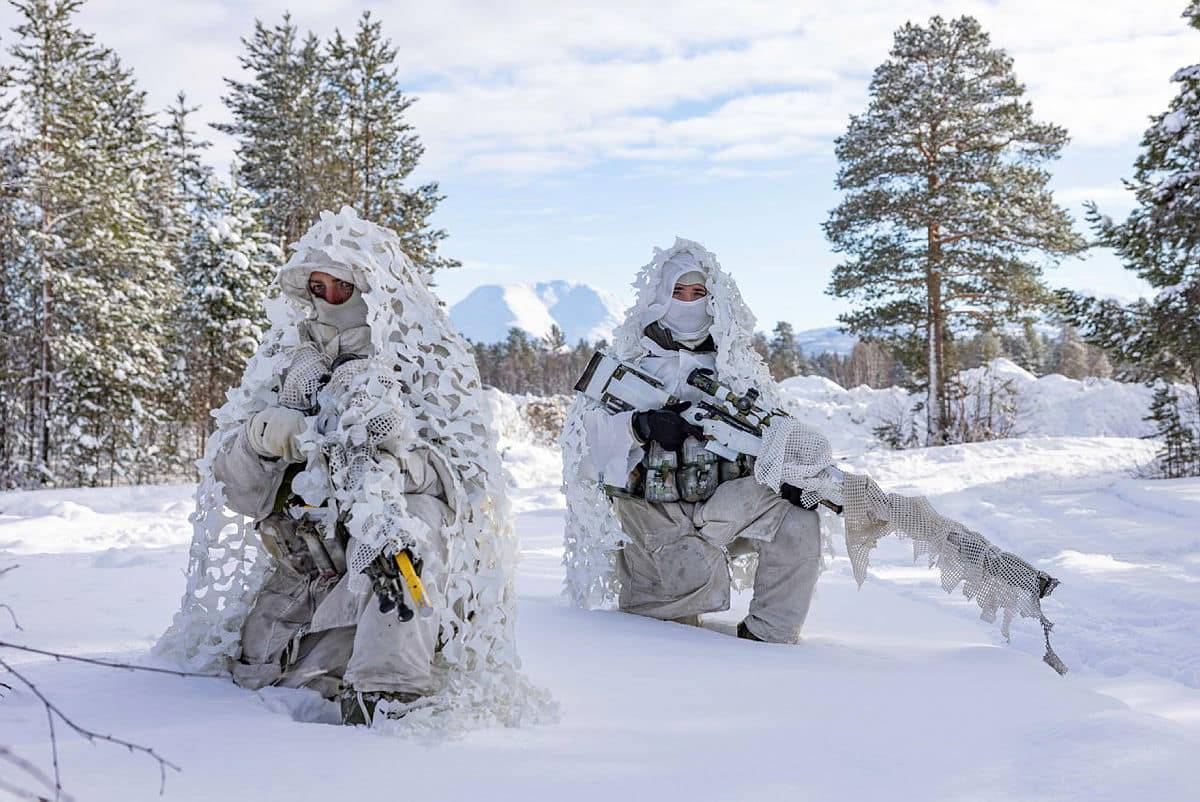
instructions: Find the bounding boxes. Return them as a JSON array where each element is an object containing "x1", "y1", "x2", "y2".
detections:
[{"x1": 1, "y1": 0, "x2": 1191, "y2": 329}]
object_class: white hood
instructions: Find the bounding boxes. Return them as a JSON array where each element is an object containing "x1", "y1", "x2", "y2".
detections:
[{"x1": 561, "y1": 237, "x2": 786, "y2": 609}]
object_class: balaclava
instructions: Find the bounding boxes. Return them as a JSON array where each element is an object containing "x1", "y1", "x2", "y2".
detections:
[
  {"x1": 313, "y1": 286, "x2": 368, "y2": 333},
  {"x1": 660, "y1": 266, "x2": 712, "y2": 340}
]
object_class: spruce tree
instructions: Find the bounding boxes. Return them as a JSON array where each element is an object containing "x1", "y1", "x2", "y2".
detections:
[
  {"x1": 0, "y1": 53, "x2": 31, "y2": 487},
  {"x1": 1051, "y1": 327, "x2": 1089, "y2": 379},
  {"x1": 325, "y1": 12, "x2": 456, "y2": 274},
  {"x1": 219, "y1": 13, "x2": 456, "y2": 274},
  {"x1": 767, "y1": 321, "x2": 806, "y2": 380},
  {"x1": 178, "y1": 182, "x2": 280, "y2": 452},
  {"x1": 825, "y1": 15, "x2": 1085, "y2": 444},
  {"x1": 164, "y1": 97, "x2": 279, "y2": 463},
  {"x1": 1146, "y1": 384, "x2": 1200, "y2": 478},
  {"x1": 1059, "y1": 4, "x2": 1200, "y2": 475},
  {"x1": 6, "y1": 0, "x2": 178, "y2": 485},
  {"x1": 217, "y1": 15, "x2": 341, "y2": 246}
]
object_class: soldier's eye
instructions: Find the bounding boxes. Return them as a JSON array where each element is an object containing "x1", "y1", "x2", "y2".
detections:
[
  {"x1": 309, "y1": 283, "x2": 326, "y2": 297},
  {"x1": 336, "y1": 280, "x2": 354, "y2": 291}
]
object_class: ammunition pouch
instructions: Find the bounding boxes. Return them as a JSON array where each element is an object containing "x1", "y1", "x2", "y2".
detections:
[
  {"x1": 605, "y1": 436, "x2": 754, "y2": 503},
  {"x1": 257, "y1": 512, "x2": 349, "y2": 580}
]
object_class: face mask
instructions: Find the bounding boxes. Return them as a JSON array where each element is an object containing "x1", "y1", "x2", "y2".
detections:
[
  {"x1": 661, "y1": 296, "x2": 712, "y2": 340},
  {"x1": 312, "y1": 287, "x2": 368, "y2": 332}
]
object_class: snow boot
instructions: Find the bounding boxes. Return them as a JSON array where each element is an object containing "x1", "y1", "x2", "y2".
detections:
[
  {"x1": 736, "y1": 620, "x2": 765, "y2": 642},
  {"x1": 339, "y1": 687, "x2": 422, "y2": 726}
]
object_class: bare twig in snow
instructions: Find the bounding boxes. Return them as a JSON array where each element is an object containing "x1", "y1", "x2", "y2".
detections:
[
  {"x1": 0, "y1": 745, "x2": 76, "y2": 802},
  {"x1": 0, "y1": 656, "x2": 182, "y2": 798},
  {"x1": 0, "y1": 642, "x2": 220, "y2": 679}
]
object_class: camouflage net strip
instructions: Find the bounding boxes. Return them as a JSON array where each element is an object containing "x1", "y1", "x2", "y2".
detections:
[{"x1": 840, "y1": 472, "x2": 1067, "y2": 674}]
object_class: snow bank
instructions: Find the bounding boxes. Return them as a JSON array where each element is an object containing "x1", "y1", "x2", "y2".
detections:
[{"x1": 778, "y1": 358, "x2": 1159, "y2": 455}]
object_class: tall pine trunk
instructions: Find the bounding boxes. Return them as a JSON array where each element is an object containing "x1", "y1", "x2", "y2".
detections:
[{"x1": 926, "y1": 228, "x2": 945, "y2": 445}]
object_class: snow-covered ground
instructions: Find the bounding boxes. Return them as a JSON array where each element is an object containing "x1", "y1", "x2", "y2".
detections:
[{"x1": 3, "y1": 376, "x2": 1199, "y2": 801}]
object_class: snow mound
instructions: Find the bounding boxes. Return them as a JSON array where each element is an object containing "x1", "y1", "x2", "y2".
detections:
[{"x1": 777, "y1": 358, "x2": 1159, "y2": 455}]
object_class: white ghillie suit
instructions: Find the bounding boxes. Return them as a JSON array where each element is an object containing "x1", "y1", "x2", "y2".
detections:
[
  {"x1": 158, "y1": 207, "x2": 553, "y2": 732},
  {"x1": 561, "y1": 238, "x2": 1065, "y2": 672},
  {"x1": 561, "y1": 238, "x2": 825, "y2": 642}
]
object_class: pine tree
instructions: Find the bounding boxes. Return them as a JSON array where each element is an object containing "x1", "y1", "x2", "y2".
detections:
[
  {"x1": 767, "y1": 321, "x2": 806, "y2": 380},
  {"x1": 6, "y1": 0, "x2": 178, "y2": 486},
  {"x1": 219, "y1": 13, "x2": 456, "y2": 273},
  {"x1": 1146, "y1": 384, "x2": 1200, "y2": 478},
  {"x1": 1015, "y1": 320, "x2": 1048, "y2": 375},
  {"x1": 1059, "y1": 4, "x2": 1200, "y2": 475},
  {"x1": 1050, "y1": 326, "x2": 1089, "y2": 379},
  {"x1": 179, "y1": 182, "x2": 280, "y2": 451},
  {"x1": 217, "y1": 15, "x2": 341, "y2": 246},
  {"x1": 0, "y1": 53, "x2": 32, "y2": 487},
  {"x1": 325, "y1": 12, "x2": 456, "y2": 274},
  {"x1": 825, "y1": 15, "x2": 1085, "y2": 445},
  {"x1": 162, "y1": 97, "x2": 279, "y2": 463}
]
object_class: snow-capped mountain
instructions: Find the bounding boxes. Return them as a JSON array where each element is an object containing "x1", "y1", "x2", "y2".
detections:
[
  {"x1": 791, "y1": 325, "x2": 857, "y2": 356},
  {"x1": 450, "y1": 281, "x2": 860, "y2": 353},
  {"x1": 450, "y1": 281, "x2": 626, "y2": 344}
]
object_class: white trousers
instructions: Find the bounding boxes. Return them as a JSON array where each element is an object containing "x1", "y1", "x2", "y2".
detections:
[
  {"x1": 231, "y1": 494, "x2": 450, "y2": 696},
  {"x1": 613, "y1": 476, "x2": 822, "y2": 643}
]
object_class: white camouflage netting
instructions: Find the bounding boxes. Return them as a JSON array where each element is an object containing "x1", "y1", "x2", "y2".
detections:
[
  {"x1": 754, "y1": 416, "x2": 1065, "y2": 672},
  {"x1": 560, "y1": 238, "x2": 806, "y2": 608},
  {"x1": 560, "y1": 239, "x2": 1063, "y2": 671},
  {"x1": 157, "y1": 207, "x2": 555, "y2": 733}
]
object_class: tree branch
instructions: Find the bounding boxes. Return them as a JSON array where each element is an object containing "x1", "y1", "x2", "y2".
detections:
[
  {"x1": 0, "y1": 657, "x2": 182, "y2": 798},
  {"x1": 0, "y1": 643, "x2": 220, "y2": 679},
  {"x1": 0, "y1": 745, "x2": 73, "y2": 802}
]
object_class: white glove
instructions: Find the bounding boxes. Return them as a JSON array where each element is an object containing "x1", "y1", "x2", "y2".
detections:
[{"x1": 247, "y1": 407, "x2": 307, "y2": 462}]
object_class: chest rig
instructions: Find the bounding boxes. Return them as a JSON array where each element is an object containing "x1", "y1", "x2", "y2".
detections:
[
  {"x1": 609, "y1": 437, "x2": 754, "y2": 503},
  {"x1": 576, "y1": 323, "x2": 754, "y2": 504}
]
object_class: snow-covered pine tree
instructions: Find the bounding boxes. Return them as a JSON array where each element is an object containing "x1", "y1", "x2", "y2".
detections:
[
  {"x1": 160, "y1": 95, "x2": 280, "y2": 467},
  {"x1": 324, "y1": 12, "x2": 456, "y2": 275},
  {"x1": 217, "y1": 15, "x2": 342, "y2": 246},
  {"x1": 824, "y1": 15, "x2": 1085, "y2": 445},
  {"x1": 6, "y1": 0, "x2": 177, "y2": 486},
  {"x1": 220, "y1": 13, "x2": 456, "y2": 273},
  {"x1": 1146, "y1": 384, "x2": 1200, "y2": 478},
  {"x1": 767, "y1": 321, "x2": 806, "y2": 380},
  {"x1": 1059, "y1": 4, "x2": 1200, "y2": 477},
  {"x1": 178, "y1": 182, "x2": 280, "y2": 457},
  {"x1": 1050, "y1": 326, "x2": 1090, "y2": 379},
  {"x1": 0, "y1": 53, "x2": 33, "y2": 489},
  {"x1": 149, "y1": 93, "x2": 211, "y2": 472},
  {"x1": 1014, "y1": 320, "x2": 1048, "y2": 376}
]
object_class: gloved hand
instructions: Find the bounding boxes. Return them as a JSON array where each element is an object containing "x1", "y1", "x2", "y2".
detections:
[
  {"x1": 780, "y1": 483, "x2": 820, "y2": 510},
  {"x1": 633, "y1": 402, "x2": 705, "y2": 450},
  {"x1": 247, "y1": 407, "x2": 307, "y2": 462}
]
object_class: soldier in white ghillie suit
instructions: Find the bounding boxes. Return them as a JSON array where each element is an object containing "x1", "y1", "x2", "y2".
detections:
[
  {"x1": 158, "y1": 208, "x2": 552, "y2": 730},
  {"x1": 561, "y1": 239, "x2": 824, "y2": 643},
  {"x1": 561, "y1": 239, "x2": 1066, "y2": 671}
]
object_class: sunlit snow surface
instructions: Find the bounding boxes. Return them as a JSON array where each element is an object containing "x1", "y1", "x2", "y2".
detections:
[{"x1": 2, "y1": 381, "x2": 1199, "y2": 800}]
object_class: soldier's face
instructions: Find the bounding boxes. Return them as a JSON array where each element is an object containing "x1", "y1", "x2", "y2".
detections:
[
  {"x1": 672, "y1": 282, "x2": 708, "y2": 302},
  {"x1": 308, "y1": 271, "x2": 355, "y2": 305}
]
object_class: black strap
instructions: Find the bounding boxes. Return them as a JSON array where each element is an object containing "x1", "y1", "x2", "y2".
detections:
[{"x1": 643, "y1": 322, "x2": 716, "y2": 353}]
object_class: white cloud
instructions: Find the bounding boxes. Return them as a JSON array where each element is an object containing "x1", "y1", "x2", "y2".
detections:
[{"x1": 0, "y1": 0, "x2": 1193, "y2": 177}]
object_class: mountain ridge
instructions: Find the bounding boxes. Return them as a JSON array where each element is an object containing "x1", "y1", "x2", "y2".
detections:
[{"x1": 450, "y1": 280, "x2": 857, "y2": 354}]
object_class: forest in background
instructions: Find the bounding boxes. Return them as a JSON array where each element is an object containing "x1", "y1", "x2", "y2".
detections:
[{"x1": 0, "y1": 1, "x2": 1197, "y2": 489}]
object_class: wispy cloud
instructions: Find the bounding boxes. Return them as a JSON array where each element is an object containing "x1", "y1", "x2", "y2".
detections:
[{"x1": 0, "y1": 0, "x2": 1190, "y2": 178}]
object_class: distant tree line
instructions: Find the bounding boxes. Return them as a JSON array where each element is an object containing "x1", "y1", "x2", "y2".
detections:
[
  {"x1": 0, "y1": 1, "x2": 451, "y2": 490},
  {"x1": 469, "y1": 319, "x2": 1114, "y2": 397}
]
